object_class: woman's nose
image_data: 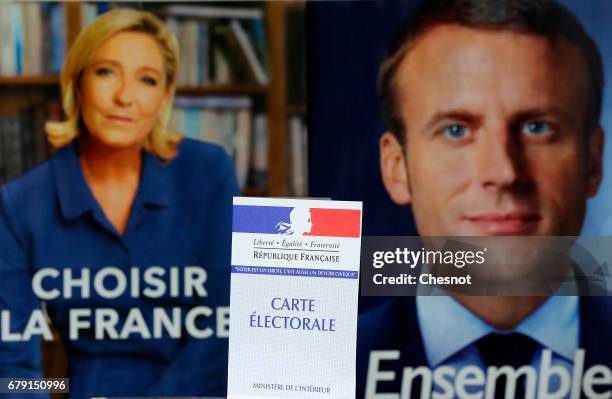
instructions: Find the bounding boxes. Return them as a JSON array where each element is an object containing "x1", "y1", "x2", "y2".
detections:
[{"x1": 113, "y1": 78, "x2": 135, "y2": 106}]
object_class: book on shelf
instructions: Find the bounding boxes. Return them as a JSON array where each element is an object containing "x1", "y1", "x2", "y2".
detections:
[
  {"x1": 169, "y1": 96, "x2": 267, "y2": 191},
  {"x1": 228, "y1": 20, "x2": 269, "y2": 85},
  {"x1": 288, "y1": 116, "x2": 308, "y2": 197},
  {"x1": 286, "y1": 7, "x2": 306, "y2": 105},
  {"x1": 0, "y1": 3, "x2": 17, "y2": 76},
  {"x1": 155, "y1": 4, "x2": 264, "y2": 20},
  {"x1": 47, "y1": 2, "x2": 66, "y2": 75},
  {"x1": 0, "y1": 102, "x2": 53, "y2": 185},
  {"x1": 0, "y1": 3, "x2": 65, "y2": 76},
  {"x1": 243, "y1": 18, "x2": 267, "y2": 78},
  {"x1": 22, "y1": 3, "x2": 43, "y2": 76},
  {"x1": 177, "y1": 19, "x2": 200, "y2": 86},
  {"x1": 250, "y1": 114, "x2": 268, "y2": 188},
  {"x1": 159, "y1": 5, "x2": 268, "y2": 85},
  {"x1": 212, "y1": 45, "x2": 231, "y2": 85}
]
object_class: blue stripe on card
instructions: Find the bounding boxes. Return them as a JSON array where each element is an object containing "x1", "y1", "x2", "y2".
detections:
[{"x1": 233, "y1": 205, "x2": 292, "y2": 234}]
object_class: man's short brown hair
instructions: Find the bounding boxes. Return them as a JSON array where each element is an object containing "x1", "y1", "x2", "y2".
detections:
[{"x1": 379, "y1": 0, "x2": 604, "y2": 145}]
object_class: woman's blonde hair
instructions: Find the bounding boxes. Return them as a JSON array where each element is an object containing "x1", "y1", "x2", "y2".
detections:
[{"x1": 45, "y1": 8, "x2": 182, "y2": 160}]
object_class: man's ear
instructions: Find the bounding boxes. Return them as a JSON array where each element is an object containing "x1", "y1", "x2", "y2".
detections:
[
  {"x1": 380, "y1": 131, "x2": 412, "y2": 205},
  {"x1": 586, "y1": 126, "x2": 604, "y2": 198}
]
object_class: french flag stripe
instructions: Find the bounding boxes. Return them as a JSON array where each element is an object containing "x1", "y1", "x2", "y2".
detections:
[
  {"x1": 232, "y1": 205, "x2": 361, "y2": 238},
  {"x1": 307, "y1": 208, "x2": 361, "y2": 238}
]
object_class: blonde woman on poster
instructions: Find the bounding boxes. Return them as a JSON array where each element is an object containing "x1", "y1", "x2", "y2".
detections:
[{"x1": 0, "y1": 9, "x2": 237, "y2": 398}]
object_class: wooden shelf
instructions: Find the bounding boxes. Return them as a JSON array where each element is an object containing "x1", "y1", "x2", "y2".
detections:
[
  {"x1": 0, "y1": 76, "x2": 60, "y2": 86},
  {"x1": 242, "y1": 186, "x2": 269, "y2": 197},
  {"x1": 177, "y1": 84, "x2": 268, "y2": 96}
]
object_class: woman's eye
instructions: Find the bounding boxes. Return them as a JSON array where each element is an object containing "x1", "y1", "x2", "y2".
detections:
[
  {"x1": 522, "y1": 121, "x2": 551, "y2": 136},
  {"x1": 95, "y1": 67, "x2": 113, "y2": 77},
  {"x1": 443, "y1": 124, "x2": 470, "y2": 139},
  {"x1": 141, "y1": 76, "x2": 158, "y2": 86}
]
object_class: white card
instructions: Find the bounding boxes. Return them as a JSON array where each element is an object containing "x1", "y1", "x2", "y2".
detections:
[{"x1": 228, "y1": 197, "x2": 362, "y2": 399}]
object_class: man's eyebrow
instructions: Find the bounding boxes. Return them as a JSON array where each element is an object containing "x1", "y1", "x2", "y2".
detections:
[
  {"x1": 424, "y1": 110, "x2": 482, "y2": 131},
  {"x1": 508, "y1": 106, "x2": 566, "y2": 124}
]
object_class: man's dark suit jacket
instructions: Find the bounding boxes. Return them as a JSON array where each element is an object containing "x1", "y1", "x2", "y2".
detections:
[{"x1": 356, "y1": 296, "x2": 612, "y2": 398}]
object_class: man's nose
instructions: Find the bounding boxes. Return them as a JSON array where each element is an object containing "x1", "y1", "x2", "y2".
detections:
[{"x1": 475, "y1": 128, "x2": 526, "y2": 190}]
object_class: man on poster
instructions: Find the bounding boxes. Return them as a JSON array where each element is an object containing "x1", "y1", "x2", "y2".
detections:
[{"x1": 357, "y1": 0, "x2": 612, "y2": 398}]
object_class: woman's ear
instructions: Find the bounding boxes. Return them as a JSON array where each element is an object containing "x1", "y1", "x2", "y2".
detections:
[
  {"x1": 74, "y1": 70, "x2": 86, "y2": 107},
  {"x1": 380, "y1": 131, "x2": 412, "y2": 205},
  {"x1": 75, "y1": 82, "x2": 82, "y2": 105},
  {"x1": 160, "y1": 84, "x2": 175, "y2": 111}
]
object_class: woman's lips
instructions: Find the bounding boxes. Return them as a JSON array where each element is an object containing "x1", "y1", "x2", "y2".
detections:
[
  {"x1": 107, "y1": 114, "x2": 134, "y2": 124},
  {"x1": 464, "y1": 213, "x2": 541, "y2": 234}
]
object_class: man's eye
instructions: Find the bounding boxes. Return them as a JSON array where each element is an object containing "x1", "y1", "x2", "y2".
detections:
[
  {"x1": 95, "y1": 67, "x2": 113, "y2": 77},
  {"x1": 443, "y1": 124, "x2": 470, "y2": 139},
  {"x1": 522, "y1": 121, "x2": 551, "y2": 136},
  {"x1": 142, "y1": 76, "x2": 158, "y2": 86}
]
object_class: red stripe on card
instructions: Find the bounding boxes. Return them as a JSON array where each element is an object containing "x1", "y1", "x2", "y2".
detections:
[{"x1": 304, "y1": 208, "x2": 361, "y2": 238}]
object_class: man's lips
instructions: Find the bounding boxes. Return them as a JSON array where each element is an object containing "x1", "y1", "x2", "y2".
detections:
[{"x1": 463, "y1": 212, "x2": 541, "y2": 234}]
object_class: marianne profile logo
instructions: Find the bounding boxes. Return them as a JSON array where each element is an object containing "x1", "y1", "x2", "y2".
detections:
[
  {"x1": 232, "y1": 205, "x2": 361, "y2": 238},
  {"x1": 275, "y1": 207, "x2": 313, "y2": 235}
]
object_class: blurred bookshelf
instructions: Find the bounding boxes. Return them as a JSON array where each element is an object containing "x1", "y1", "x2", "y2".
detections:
[{"x1": 0, "y1": 0, "x2": 308, "y2": 197}]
